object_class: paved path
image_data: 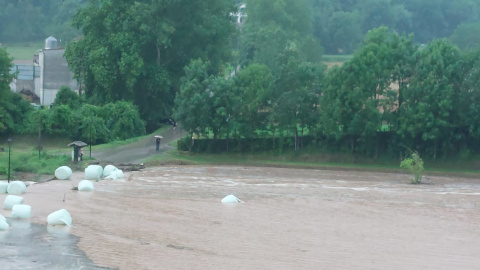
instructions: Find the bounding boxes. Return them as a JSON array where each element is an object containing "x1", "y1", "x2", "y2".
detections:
[{"x1": 91, "y1": 126, "x2": 187, "y2": 164}]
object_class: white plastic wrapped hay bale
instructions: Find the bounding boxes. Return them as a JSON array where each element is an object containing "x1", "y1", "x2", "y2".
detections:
[
  {"x1": 221, "y1": 194, "x2": 242, "y2": 203},
  {"x1": 111, "y1": 169, "x2": 124, "y2": 179},
  {"x1": 102, "y1": 165, "x2": 117, "y2": 178},
  {"x1": 0, "y1": 181, "x2": 8, "y2": 193},
  {"x1": 47, "y1": 209, "x2": 72, "y2": 226},
  {"x1": 4, "y1": 195, "x2": 24, "y2": 210},
  {"x1": 104, "y1": 172, "x2": 116, "y2": 180},
  {"x1": 0, "y1": 220, "x2": 9, "y2": 230},
  {"x1": 7, "y1": 181, "x2": 26, "y2": 194},
  {"x1": 11, "y1": 205, "x2": 31, "y2": 219},
  {"x1": 54, "y1": 166, "x2": 72, "y2": 180},
  {"x1": 85, "y1": 165, "x2": 103, "y2": 180},
  {"x1": 78, "y1": 180, "x2": 94, "y2": 191},
  {"x1": 0, "y1": 213, "x2": 6, "y2": 223}
]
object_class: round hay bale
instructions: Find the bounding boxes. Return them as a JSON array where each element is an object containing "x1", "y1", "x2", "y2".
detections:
[
  {"x1": 112, "y1": 170, "x2": 124, "y2": 179},
  {"x1": 0, "y1": 221, "x2": 9, "y2": 230},
  {"x1": 221, "y1": 194, "x2": 241, "y2": 203},
  {"x1": 85, "y1": 165, "x2": 103, "y2": 180},
  {"x1": 0, "y1": 182, "x2": 8, "y2": 193},
  {"x1": 47, "y1": 209, "x2": 72, "y2": 226},
  {"x1": 4, "y1": 195, "x2": 24, "y2": 210},
  {"x1": 78, "y1": 180, "x2": 94, "y2": 191},
  {"x1": 54, "y1": 166, "x2": 72, "y2": 180},
  {"x1": 7, "y1": 181, "x2": 26, "y2": 194},
  {"x1": 12, "y1": 204, "x2": 31, "y2": 219},
  {"x1": 103, "y1": 165, "x2": 117, "y2": 177}
]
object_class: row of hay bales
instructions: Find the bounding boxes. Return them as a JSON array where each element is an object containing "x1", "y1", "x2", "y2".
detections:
[
  {"x1": 0, "y1": 164, "x2": 124, "y2": 230},
  {"x1": 0, "y1": 180, "x2": 72, "y2": 230},
  {"x1": 54, "y1": 164, "x2": 125, "y2": 192}
]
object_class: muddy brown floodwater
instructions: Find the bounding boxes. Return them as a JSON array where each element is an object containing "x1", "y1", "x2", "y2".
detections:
[{"x1": 3, "y1": 166, "x2": 480, "y2": 270}]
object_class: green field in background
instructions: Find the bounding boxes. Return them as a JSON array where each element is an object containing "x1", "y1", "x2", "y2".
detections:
[{"x1": 2, "y1": 42, "x2": 43, "y2": 60}]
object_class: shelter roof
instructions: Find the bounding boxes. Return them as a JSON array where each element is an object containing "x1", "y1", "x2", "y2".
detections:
[{"x1": 68, "y1": 141, "x2": 88, "y2": 147}]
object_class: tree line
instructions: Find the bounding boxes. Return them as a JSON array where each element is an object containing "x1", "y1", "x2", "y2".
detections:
[
  {"x1": 2, "y1": 0, "x2": 480, "y2": 53},
  {"x1": 0, "y1": 0, "x2": 87, "y2": 43},
  {"x1": 1, "y1": 0, "x2": 480, "y2": 160},
  {"x1": 175, "y1": 27, "x2": 480, "y2": 160}
]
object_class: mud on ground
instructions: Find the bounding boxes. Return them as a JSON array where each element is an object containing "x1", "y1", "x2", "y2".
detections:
[{"x1": 2, "y1": 165, "x2": 480, "y2": 269}]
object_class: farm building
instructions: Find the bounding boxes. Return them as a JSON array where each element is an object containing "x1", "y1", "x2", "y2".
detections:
[{"x1": 9, "y1": 36, "x2": 79, "y2": 106}]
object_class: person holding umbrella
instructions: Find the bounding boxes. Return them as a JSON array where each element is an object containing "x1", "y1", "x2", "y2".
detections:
[{"x1": 155, "y1": 135, "x2": 163, "y2": 151}]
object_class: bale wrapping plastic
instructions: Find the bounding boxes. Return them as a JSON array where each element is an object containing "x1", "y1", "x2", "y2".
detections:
[
  {"x1": 85, "y1": 165, "x2": 103, "y2": 180},
  {"x1": 0, "y1": 221, "x2": 9, "y2": 230},
  {"x1": 221, "y1": 194, "x2": 241, "y2": 203},
  {"x1": 0, "y1": 182, "x2": 8, "y2": 193},
  {"x1": 11, "y1": 205, "x2": 31, "y2": 219},
  {"x1": 0, "y1": 213, "x2": 6, "y2": 222},
  {"x1": 54, "y1": 166, "x2": 72, "y2": 180},
  {"x1": 4, "y1": 195, "x2": 24, "y2": 210},
  {"x1": 103, "y1": 165, "x2": 117, "y2": 177},
  {"x1": 7, "y1": 181, "x2": 26, "y2": 194},
  {"x1": 111, "y1": 170, "x2": 124, "y2": 179},
  {"x1": 47, "y1": 209, "x2": 72, "y2": 226},
  {"x1": 104, "y1": 173, "x2": 117, "y2": 180},
  {"x1": 78, "y1": 180, "x2": 94, "y2": 191}
]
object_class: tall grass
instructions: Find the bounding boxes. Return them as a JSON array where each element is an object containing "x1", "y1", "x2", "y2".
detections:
[
  {"x1": 0, "y1": 136, "x2": 77, "y2": 180},
  {"x1": 0, "y1": 149, "x2": 71, "y2": 179}
]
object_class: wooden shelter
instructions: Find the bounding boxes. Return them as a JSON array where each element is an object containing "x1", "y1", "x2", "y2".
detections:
[{"x1": 68, "y1": 141, "x2": 88, "y2": 162}]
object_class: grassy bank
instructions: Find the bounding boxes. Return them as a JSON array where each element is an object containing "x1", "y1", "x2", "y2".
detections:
[
  {"x1": 0, "y1": 136, "x2": 89, "y2": 181},
  {"x1": 3, "y1": 132, "x2": 480, "y2": 180},
  {"x1": 144, "y1": 147, "x2": 480, "y2": 179}
]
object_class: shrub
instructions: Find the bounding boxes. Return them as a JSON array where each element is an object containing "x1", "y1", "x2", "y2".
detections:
[{"x1": 400, "y1": 152, "x2": 424, "y2": 184}]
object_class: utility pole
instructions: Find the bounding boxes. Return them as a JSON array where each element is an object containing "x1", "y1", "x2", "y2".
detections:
[
  {"x1": 7, "y1": 138, "x2": 12, "y2": 183},
  {"x1": 38, "y1": 108, "x2": 42, "y2": 159},
  {"x1": 89, "y1": 117, "x2": 92, "y2": 157}
]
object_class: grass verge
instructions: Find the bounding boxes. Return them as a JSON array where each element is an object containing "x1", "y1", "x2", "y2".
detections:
[{"x1": 144, "y1": 148, "x2": 480, "y2": 179}]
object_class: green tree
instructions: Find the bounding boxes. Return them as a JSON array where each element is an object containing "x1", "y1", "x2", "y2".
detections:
[
  {"x1": 76, "y1": 104, "x2": 110, "y2": 144},
  {"x1": 99, "y1": 101, "x2": 146, "y2": 141},
  {"x1": 0, "y1": 46, "x2": 25, "y2": 135},
  {"x1": 241, "y1": 0, "x2": 322, "y2": 72},
  {"x1": 398, "y1": 39, "x2": 463, "y2": 159},
  {"x1": 65, "y1": 0, "x2": 235, "y2": 131},
  {"x1": 173, "y1": 59, "x2": 213, "y2": 139},
  {"x1": 273, "y1": 49, "x2": 324, "y2": 152},
  {"x1": 450, "y1": 22, "x2": 480, "y2": 52},
  {"x1": 234, "y1": 63, "x2": 274, "y2": 138},
  {"x1": 209, "y1": 76, "x2": 240, "y2": 146},
  {"x1": 53, "y1": 86, "x2": 82, "y2": 109},
  {"x1": 325, "y1": 11, "x2": 363, "y2": 54},
  {"x1": 320, "y1": 27, "x2": 412, "y2": 155},
  {"x1": 458, "y1": 50, "x2": 480, "y2": 150}
]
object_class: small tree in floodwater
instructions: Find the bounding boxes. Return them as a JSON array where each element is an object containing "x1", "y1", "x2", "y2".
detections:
[{"x1": 400, "y1": 152, "x2": 424, "y2": 184}]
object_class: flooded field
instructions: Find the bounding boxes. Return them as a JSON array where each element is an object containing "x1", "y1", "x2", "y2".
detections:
[{"x1": 2, "y1": 166, "x2": 480, "y2": 269}]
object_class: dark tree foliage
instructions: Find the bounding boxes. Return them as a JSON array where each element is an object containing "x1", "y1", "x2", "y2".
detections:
[
  {"x1": 65, "y1": 0, "x2": 236, "y2": 132},
  {"x1": 53, "y1": 86, "x2": 82, "y2": 109}
]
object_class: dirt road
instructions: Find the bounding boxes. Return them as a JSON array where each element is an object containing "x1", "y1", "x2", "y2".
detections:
[{"x1": 92, "y1": 126, "x2": 186, "y2": 164}]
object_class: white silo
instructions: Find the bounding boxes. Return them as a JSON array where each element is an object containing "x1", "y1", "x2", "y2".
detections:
[{"x1": 45, "y1": 36, "x2": 58, "y2": 50}]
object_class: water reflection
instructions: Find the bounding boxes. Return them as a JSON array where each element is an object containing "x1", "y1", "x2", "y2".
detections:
[{"x1": 0, "y1": 219, "x2": 112, "y2": 269}]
